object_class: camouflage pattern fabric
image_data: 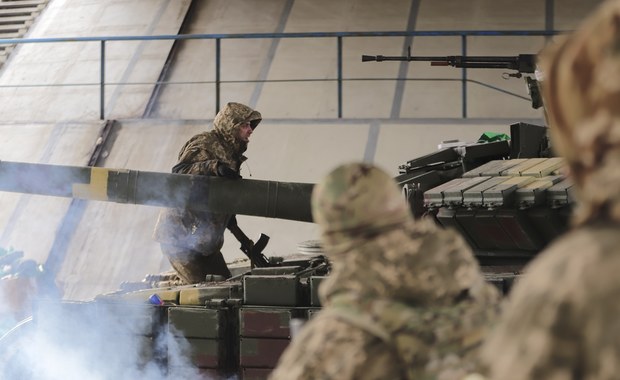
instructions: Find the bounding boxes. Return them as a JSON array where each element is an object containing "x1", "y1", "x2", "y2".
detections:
[
  {"x1": 479, "y1": 2, "x2": 620, "y2": 379},
  {"x1": 152, "y1": 102, "x2": 261, "y2": 282},
  {"x1": 270, "y1": 163, "x2": 499, "y2": 380},
  {"x1": 479, "y1": 225, "x2": 620, "y2": 380},
  {"x1": 539, "y1": 0, "x2": 620, "y2": 226}
]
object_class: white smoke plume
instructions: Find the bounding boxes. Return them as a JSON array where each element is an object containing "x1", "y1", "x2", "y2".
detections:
[{"x1": 0, "y1": 298, "x2": 224, "y2": 380}]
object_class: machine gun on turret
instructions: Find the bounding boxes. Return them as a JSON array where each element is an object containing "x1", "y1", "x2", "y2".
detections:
[{"x1": 362, "y1": 47, "x2": 543, "y2": 109}]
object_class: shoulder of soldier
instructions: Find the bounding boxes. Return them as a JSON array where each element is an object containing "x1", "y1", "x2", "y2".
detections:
[
  {"x1": 178, "y1": 131, "x2": 220, "y2": 155},
  {"x1": 271, "y1": 314, "x2": 377, "y2": 380},
  {"x1": 184, "y1": 131, "x2": 216, "y2": 148}
]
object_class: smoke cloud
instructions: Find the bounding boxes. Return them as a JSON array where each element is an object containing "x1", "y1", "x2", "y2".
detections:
[{"x1": 0, "y1": 298, "x2": 212, "y2": 380}]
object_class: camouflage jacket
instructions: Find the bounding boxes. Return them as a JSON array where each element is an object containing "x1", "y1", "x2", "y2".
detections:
[
  {"x1": 480, "y1": 223, "x2": 620, "y2": 379},
  {"x1": 152, "y1": 103, "x2": 261, "y2": 253},
  {"x1": 478, "y1": 3, "x2": 620, "y2": 378},
  {"x1": 270, "y1": 219, "x2": 499, "y2": 380}
]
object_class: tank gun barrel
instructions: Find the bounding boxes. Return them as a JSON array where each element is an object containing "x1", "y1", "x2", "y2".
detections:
[{"x1": 0, "y1": 160, "x2": 314, "y2": 222}]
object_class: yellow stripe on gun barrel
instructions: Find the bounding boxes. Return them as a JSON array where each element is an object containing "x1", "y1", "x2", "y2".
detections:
[{"x1": 72, "y1": 167, "x2": 109, "y2": 201}]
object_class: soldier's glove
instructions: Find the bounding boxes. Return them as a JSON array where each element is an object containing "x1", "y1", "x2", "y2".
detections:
[{"x1": 217, "y1": 163, "x2": 241, "y2": 179}]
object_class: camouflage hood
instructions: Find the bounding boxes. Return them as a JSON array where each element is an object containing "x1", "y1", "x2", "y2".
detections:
[
  {"x1": 539, "y1": 0, "x2": 620, "y2": 226},
  {"x1": 312, "y1": 163, "x2": 488, "y2": 306},
  {"x1": 212, "y1": 102, "x2": 262, "y2": 155}
]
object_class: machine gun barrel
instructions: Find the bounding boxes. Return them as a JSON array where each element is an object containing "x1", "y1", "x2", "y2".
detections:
[
  {"x1": 362, "y1": 53, "x2": 537, "y2": 74},
  {"x1": 0, "y1": 160, "x2": 314, "y2": 222},
  {"x1": 362, "y1": 55, "x2": 445, "y2": 62}
]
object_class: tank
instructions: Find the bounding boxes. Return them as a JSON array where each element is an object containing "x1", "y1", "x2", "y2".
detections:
[
  {"x1": 0, "y1": 54, "x2": 571, "y2": 378},
  {"x1": 0, "y1": 122, "x2": 572, "y2": 379}
]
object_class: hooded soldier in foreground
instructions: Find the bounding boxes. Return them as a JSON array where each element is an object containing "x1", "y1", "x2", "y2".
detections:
[
  {"x1": 269, "y1": 163, "x2": 499, "y2": 380},
  {"x1": 479, "y1": 1, "x2": 620, "y2": 378},
  {"x1": 153, "y1": 102, "x2": 261, "y2": 283}
]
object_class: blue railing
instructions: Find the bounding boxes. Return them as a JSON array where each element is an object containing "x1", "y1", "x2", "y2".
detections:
[{"x1": 0, "y1": 30, "x2": 560, "y2": 120}]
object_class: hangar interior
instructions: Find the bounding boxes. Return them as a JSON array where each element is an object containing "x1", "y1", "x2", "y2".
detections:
[{"x1": 0, "y1": 0, "x2": 603, "y2": 301}]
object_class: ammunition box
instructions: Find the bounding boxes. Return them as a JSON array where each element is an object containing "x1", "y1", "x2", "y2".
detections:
[
  {"x1": 239, "y1": 308, "x2": 292, "y2": 338},
  {"x1": 170, "y1": 336, "x2": 224, "y2": 368},
  {"x1": 239, "y1": 337, "x2": 290, "y2": 368},
  {"x1": 243, "y1": 275, "x2": 303, "y2": 306},
  {"x1": 168, "y1": 307, "x2": 227, "y2": 339}
]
